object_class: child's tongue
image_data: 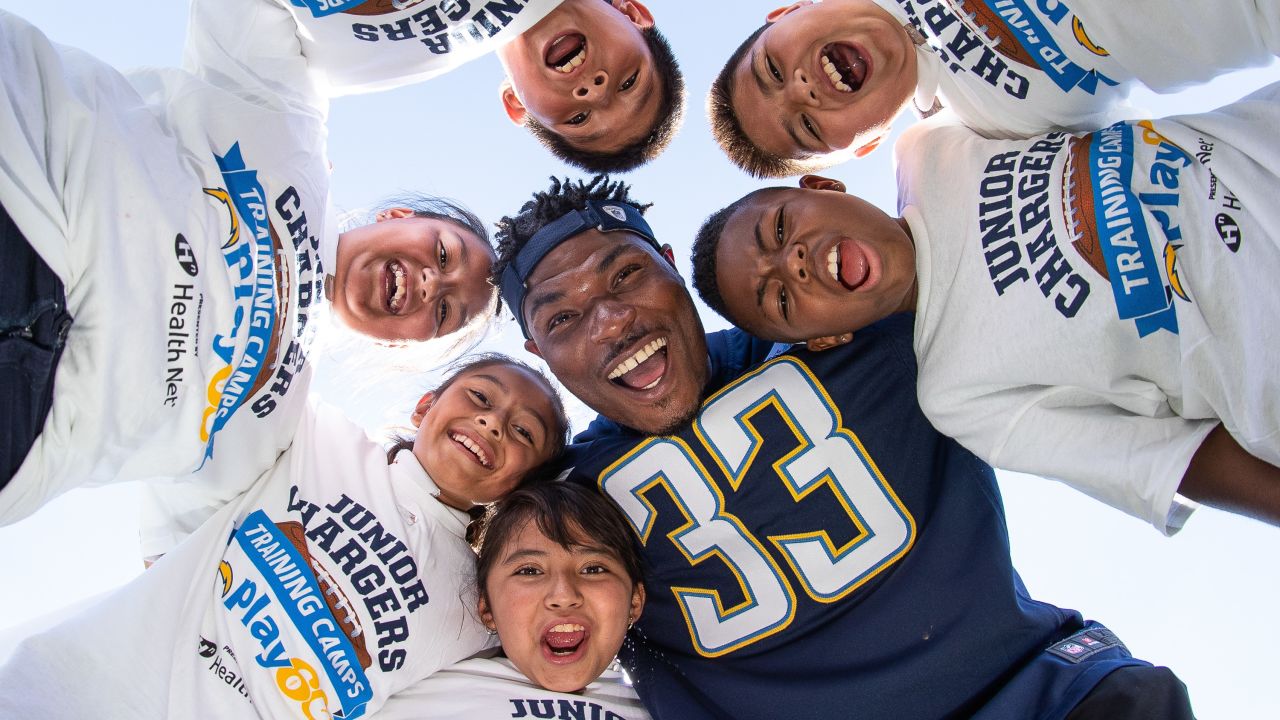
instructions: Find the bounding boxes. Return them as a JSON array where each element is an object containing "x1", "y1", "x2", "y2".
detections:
[
  {"x1": 615, "y1": 351, "x2": 666, "y2": 390},
  {"x1": 837, "y1": 238, "x2": 870, "y2": 291},
  {"x1": 546, "y1": 627, "x2": 586, "y2": 650}
]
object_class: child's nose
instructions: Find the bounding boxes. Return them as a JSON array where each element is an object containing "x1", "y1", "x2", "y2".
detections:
[
  {"x1": 788, "y1": 67, "x2": 819, "y2": 107},
  {"x1": 786, "y1": 244, "x2": 809, "y2": 281},
  {"x1": 574, "y1": 70, "x2": 609, "y2": 100},
  {"x1": 476, "y1": 414, "x2": 501, "y2": 438}
]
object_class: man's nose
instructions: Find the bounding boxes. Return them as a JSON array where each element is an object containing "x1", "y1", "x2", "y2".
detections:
[
  {"x1": 589, "y1": 299, "x2": 635, "y2": 343},
  {"x1": 574, "y1": 70, "x2": 609, "y2": 102}
]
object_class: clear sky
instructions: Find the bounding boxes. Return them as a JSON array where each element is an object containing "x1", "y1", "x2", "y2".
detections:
[{"x1": 0, "y1": 1, "x2": 1277, "y2": 717}]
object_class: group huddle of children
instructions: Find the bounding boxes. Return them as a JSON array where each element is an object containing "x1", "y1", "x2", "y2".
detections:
[{"x1": 1, "y1": 0, "x2": 1277, "y2": 717}]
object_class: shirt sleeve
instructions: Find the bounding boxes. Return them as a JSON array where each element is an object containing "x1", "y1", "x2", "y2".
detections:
[
  {"x1": 922, "y1": 381, "x2": 1216, "y2": 535},
  {"x1": 182, "y1": 0, "x2": 328, "y2": 115}
]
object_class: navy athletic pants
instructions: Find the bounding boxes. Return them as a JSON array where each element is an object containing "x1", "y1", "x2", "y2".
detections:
[{"x1": 1, "y1": 200, "x2": 72, "y2": 484}]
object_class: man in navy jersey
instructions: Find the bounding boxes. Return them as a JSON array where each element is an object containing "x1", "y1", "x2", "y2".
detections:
[{"x1": 492, "y1": 176, "x2": 1194, "y2": 720}]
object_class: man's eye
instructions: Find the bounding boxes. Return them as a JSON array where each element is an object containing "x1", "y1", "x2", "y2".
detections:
[
  {"x1": 547, "y1": 311, "x2": 574, "y2": 331},
  {"x1": 613, "y1": 264, "x2": 641, "y2": 289},
  {"x1": 801, "y1": 115, "x2": 819, "y2": 140},
  {"x1": 620, "y1": 70, "x2": 639, "y2": 91},
  {"x1": 567, "y1": 111, "x2": 589, "y2": 126},
  {"x1": 766, "y1": 55, "x2": 782, "y2": 82}
]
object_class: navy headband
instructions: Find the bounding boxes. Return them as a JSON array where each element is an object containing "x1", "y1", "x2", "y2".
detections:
[{"x1": 500, "y1": 200, "x2": 659, "y2": 339}]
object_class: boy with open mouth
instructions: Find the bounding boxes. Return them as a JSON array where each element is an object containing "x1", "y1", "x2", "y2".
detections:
[
  {"x1": 693, "y1": 83, "x2": 1280, "y2": 533},
  {"x1": 708, "y1": 0, "x2": 1279, "y2": 178},
  {"x1": 190, "y1": 0, "x2": 685, "y2": 172}
]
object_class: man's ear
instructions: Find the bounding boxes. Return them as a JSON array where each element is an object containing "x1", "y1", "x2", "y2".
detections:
[
  {"x1": 376, "y1": 207, "x2": 415, "y2": 223},
  {"x1": 659, "y1": 243, "x2": 677, "y2": 268},
  {"x1": 612, "y1": 0, "x2": 655, "y2": 29},
  {"x1": 805, "y1": 333, "x2": 853, "y2": 352},
  {"x1": 766, "y1": 0, "x2": 814, "y2": 23},
  {"x1": 524, "y1": 338, "x2": 543, "y2": 358},
  {"x1": 799, "y1": 174, "x2": 847, "y2": 193},
  {"x1": 410, "y1": 391, "x2": 436, "y2": 428},
  {"x1": 854, "y1": 133, "x2": 886, "y2": 158},
  {"x1": 499, "y1": 81, "x2": 527, "y2": 125}
]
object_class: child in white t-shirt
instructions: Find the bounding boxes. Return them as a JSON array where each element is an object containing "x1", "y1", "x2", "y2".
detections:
[
  {"x1": 0, "y1": 353, "x2": 569, "y2": 720},
  {"x1": 691, "y1": 83, "x2": 1280, "y2": 533},
  {"x1": 0, "y1": 11, "x2": 502, "y2": 533},
  {"x1": 708, "y1": 0, "x2": 1279, "y2": 177}
]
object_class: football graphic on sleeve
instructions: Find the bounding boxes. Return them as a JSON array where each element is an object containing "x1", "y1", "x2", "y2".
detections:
[
  {"x1": 277, "y1": 520, "x2": 373, "y2": 670},
  {"x1": 1062, "y1": 134, "x2": 1109, "y2": 279},
  {"x1": 953, "y1": 0, "x2": 1038, "y2": 68},
  {"x1": 341, "y1": 0, "x2": 428, "y2": 16}
]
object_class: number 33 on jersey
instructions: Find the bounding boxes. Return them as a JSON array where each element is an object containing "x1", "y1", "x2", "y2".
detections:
[{"x1": 598, "y1": 357, "x2": 917, "y2": 657}]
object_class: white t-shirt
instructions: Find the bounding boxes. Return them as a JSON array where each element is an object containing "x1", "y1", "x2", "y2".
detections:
[
  {"x1": 0, "y1": 401, "x2": 491, "y2": 720},
  {"x1": 0, "y1": 11, "x2": 332, "y2": 524},
  {"x1": 876, "y1": 0, "x2": 1279, "y2": 138},
  {"x1": 895, "y1": 82, "x2": 1280, "y2": 533},
  {"x1": 377, "y1": 655, "x2": 651, "y2": 720},
  {"x1": 188, "y1": 0, "x2": 564, "y2": 96}
]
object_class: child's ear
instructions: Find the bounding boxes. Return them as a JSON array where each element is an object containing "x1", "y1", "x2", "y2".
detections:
[
  {"x1": 410, "y1": 391, "x2": 436, "y2": 428},
  {"x1": 799, "y1": 174, "x2": 847, "y2": 193},
  {"x1": 766, "y1": 1, "x2": 815, "y2": 24},
  {"x1": 806, "y1": 333, "x2": 853, "y2": 352},
  {"x1": 854, "y1": 133, "x2": 886, "y2": 158},
  {"x1": 612, "y1": 0, "x2": 655, "y2": 29},
  {"x1": 630, "y1": 582, "x2": 646, "y2": 624},
  {"x1": 375, "y1": 207, "x2": 415, "y2": 222},
  {"x1": 477, "y1": 595, "x2": 496, "y2": 632},
  {"x1": 499, "y1": 81, "x2": 527, "y2": 125}
]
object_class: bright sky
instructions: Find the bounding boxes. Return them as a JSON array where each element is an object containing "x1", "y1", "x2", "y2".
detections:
[{"x1": 0, "y1": 1, "x2": 1277, "y2": 717}]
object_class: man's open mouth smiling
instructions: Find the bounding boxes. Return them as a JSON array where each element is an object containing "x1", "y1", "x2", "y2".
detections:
[
  {"x1": 819, "y1": 42, "x2": 868, "y2": 93},
  {"x1": 606, "y1": 337, "x2": 668, "y2": 391}
]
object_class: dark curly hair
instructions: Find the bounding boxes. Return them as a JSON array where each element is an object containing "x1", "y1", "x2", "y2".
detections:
[
  {"x1": 708, "y1": 24, "x2": 834, "y2": 179},
  {"x1": 524, "y1": 26, "x2": 685, "y2": 173},
  {"x1": 493, "y1": 175, "x2": 653, "y2": 288},
  {"x1": 690, "y1": 188, "x2": 774, "y2": 324}
]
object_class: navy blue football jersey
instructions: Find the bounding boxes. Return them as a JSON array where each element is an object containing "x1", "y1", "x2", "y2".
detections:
[{"x1": 565, "y1": 314, "x2": 1146, "y2": 720}]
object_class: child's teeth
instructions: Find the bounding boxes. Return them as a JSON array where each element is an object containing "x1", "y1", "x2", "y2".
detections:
[
  {"x1": 550, "y1": 623, "x2": 585, "y2": 633},
  {"x1": 822, "y1": 55, "x2": 853, "y2": 92},
  {"x1": 391, "y1": 264, "x2": 406, "y2": 311},
  {"x1": 556, "y1": 47, "x2": 586, "y2": 73},
  {"x1": 827, "y1": 247, "x2": 840, "y2": 281}
]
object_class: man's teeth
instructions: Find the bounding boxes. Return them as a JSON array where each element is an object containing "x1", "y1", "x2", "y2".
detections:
[
  {"x1": 827, "y1": 246, "x2": 840, "y2": 281},
  {"x1": 822, "y1": 55, "x2": 853, "y2": 92},
  {"x1": 451, "y1": 432, "x2": 490, "y2": 467},
  {"x1": 390, "y1": 263, "x2": 407, "y2": 312},
  {"x1": 555, "y1": 46, "x2": 586, "y2": 73},
  {"x1": 607, "y1": 338, "x2": 667, "y2": 384}
]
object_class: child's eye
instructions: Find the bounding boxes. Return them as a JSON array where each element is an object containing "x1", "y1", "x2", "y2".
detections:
[
  {"x1": 766, "y1": 55, "x2": 782, "y2": 82},
  {"x1": 438, "y1": 298, "x2": 450, "y2": 329},
  {"x1": 620, "y1": 70, "x2": 639, "y2": 91},
  {"x1": 469, "y1": 388, "x2": 491, "y2": 407},
  {"x1": 438, "y1": 239, "x2": 448, "y2": 269},
  {"x1": 513, "y1": 424, "x2": 534, "y2": 443},
  {"x1": 801, "y1": 115, "x2": 819, "y2": 141},
  {"x1": 514, "y1": 565, "x2": 541, "y2": 576},
  {"x1": 582, "y1": 564, "x2": 608, "y2": 575},
  {"x1": 778, "y1": 286, "x2": 789, "y2": 320},
  {"x1": 775, "y1": 207, "x2": 786, "y2": 246},
  {"x1": 567, "y1": 111, "x2": 590, "y2": 126}
]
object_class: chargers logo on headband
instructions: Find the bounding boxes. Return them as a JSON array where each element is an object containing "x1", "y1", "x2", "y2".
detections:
[{"x1": 500, "y1": 200, "x2": 660, "y2": 339}]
